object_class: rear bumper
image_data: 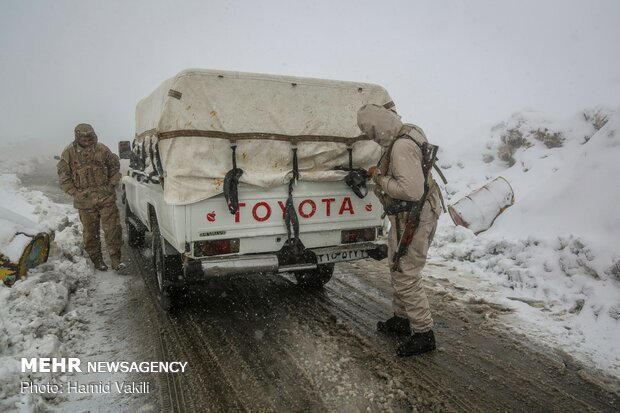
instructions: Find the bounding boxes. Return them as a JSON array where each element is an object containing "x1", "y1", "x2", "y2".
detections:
[{"x1": 187, "y1": 241, "x2": 387, "y2": 278}]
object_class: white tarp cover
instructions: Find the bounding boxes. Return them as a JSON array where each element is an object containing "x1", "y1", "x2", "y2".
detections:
[{"x1": 135, "y1": 69, "x2": 394, "y2": 205}]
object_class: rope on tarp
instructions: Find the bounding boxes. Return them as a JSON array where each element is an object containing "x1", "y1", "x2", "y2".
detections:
[
  {"x1": 283, "y1": 144, "x2": 301, "y2": 251},
  {"x1": 143, "y1": 129, "x2": 372, "y2": 144},
  {"x1": 223, "y1": 141, "x2": 244, "y2": 214}
]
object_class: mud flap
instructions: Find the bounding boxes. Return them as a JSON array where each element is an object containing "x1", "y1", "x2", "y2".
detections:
[
  {"x1": 367, "y1": 244, "x2": 388, "y2": 261},
  {"x1": 277, "y1": 239, "x2": 316, "y2": 268}
]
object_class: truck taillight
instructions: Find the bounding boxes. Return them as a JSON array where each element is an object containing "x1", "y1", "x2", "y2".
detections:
[
  {"x1": 341, "y1": 228, "x2": 376, "y2": 244},
  {"x1": 194, "y1": 238, "x2": 240, "y2": 257}
]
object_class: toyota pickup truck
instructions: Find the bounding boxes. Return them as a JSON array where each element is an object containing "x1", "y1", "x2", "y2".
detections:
[{"x1": 121, "y1": 69, "x2": 391, "y2": 310}]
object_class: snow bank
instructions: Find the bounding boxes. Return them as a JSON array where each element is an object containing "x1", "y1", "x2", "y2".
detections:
[
  {"x1": 433, "y1": 107, "x2": 620, "y2": 375},
  {"x1": 0, "y1": 173, "x2": 93, "y2": 412}
]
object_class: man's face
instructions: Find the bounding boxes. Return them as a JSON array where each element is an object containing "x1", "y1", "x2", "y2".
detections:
[{"x1": 77, "y1": 133, "x2": 95, "y2": 148}]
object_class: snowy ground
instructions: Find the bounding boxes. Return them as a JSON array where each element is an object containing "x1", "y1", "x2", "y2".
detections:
[
  {"x1": 0, "y1": 156, "x2": 149, "y2": 412},
  {"x1": 431, "y1": 106, "x2": 620, "y2": 376},
  {"x1": 0, "y1": 107, "x2": 619, "y2": 411}
]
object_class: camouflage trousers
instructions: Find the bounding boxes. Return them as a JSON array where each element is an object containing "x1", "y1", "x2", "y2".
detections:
[
  {"x1": 387, "y1": 202, "x2": 439, "y2": 333},
  {"x1": 78, "y1": 201, "x2": 123, "y2": 266}
]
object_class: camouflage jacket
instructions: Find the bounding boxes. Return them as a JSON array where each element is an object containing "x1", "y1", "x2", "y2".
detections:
[{"x1": 57, "y1": 142, "x2": 121, "y2": 209}]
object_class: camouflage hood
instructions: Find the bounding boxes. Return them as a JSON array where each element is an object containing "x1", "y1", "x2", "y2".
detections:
[
  {"x1": 74, "y1": 123, "x2": 98, "y2": 146},
  {"x1": 357, "y1": 104, "x2": 403, "y2": 148}
]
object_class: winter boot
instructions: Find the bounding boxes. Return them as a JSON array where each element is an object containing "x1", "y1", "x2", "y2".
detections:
[
  {"x1": 396, "y1": 330, "x2": 436, "y2": 357},
  {"x1": 92, "y1": 258, "x2": 108, "y2": 272},
  {"x1": 114, "y1": 263, "x2": 128, "y2": 275},
  {"x1": 110, "y1": 254, "x2": 128, "y2": 275},
  {"x1": 377, "y1": 314, "x2": 412, "y2": 335}
]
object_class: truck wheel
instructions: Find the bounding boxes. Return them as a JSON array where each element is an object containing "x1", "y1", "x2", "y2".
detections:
[
  {"x1": 151, "y1": 218, "x2": 185, "y2": 311},
  {"x1": 294, "y1": 263, "x2": 334, "y2": 288},
  {"x1": 125, "y1": 204, "x2": 145, "y2": 248}
]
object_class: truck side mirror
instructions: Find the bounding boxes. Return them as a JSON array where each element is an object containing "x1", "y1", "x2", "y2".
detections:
[{"x1": 118, "y1": 141, "x2": 132, "y2": 159}]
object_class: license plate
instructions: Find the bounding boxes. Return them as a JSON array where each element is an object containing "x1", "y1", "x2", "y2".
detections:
[{"x1": 316, "y1": 249, "x2": 368, "y2": 264}]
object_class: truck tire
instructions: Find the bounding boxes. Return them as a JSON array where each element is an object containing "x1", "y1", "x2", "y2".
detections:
[
  {"x1": 294, "y1": 263, "x2": 334, "y2": 288},
  {"x1": 151, "y1": 216, "x2": 185, "y2": 311},
  {"x1": 125, "y1": 204, "x2": 145, "y2": 248}
]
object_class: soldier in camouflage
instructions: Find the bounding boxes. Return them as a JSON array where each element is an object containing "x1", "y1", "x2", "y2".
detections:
[{"x1": 57, "y1": 123, "x2": 126, "y2": 273}]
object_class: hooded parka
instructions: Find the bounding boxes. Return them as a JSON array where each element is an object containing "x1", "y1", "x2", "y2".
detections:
[{"x1": 357, "y1": 104, "x2": 441, "y2": 333}]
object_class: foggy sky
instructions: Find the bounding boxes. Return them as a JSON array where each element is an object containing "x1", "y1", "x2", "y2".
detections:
[{"x1": 1, "y1": 0, "x2": 619, "y2": 151}]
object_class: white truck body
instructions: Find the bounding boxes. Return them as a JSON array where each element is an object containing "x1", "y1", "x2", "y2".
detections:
[
  {"x1": 122, "y1": 69, "x2": 393, "y2": 296},
  {"x1": 124, "y1": 178, "x2": 385, "y2": 272}
]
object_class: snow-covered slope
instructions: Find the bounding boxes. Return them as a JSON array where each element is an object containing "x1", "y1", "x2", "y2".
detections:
[{"x1": 433, "y1": 107, "x2": 620, "y2": 376}]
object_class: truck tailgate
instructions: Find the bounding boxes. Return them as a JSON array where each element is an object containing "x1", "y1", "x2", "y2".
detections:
[{"x1": 188, "y1": 181, "x2": 382, "y2": 245}]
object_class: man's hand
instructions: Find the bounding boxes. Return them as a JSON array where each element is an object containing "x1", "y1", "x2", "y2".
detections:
[
  {"x1": 72, "y1": 189, "x2": 89, "y2": 200},
  {"x1": 369, "y1": 167, "x2": 382, "y2": 186}
]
